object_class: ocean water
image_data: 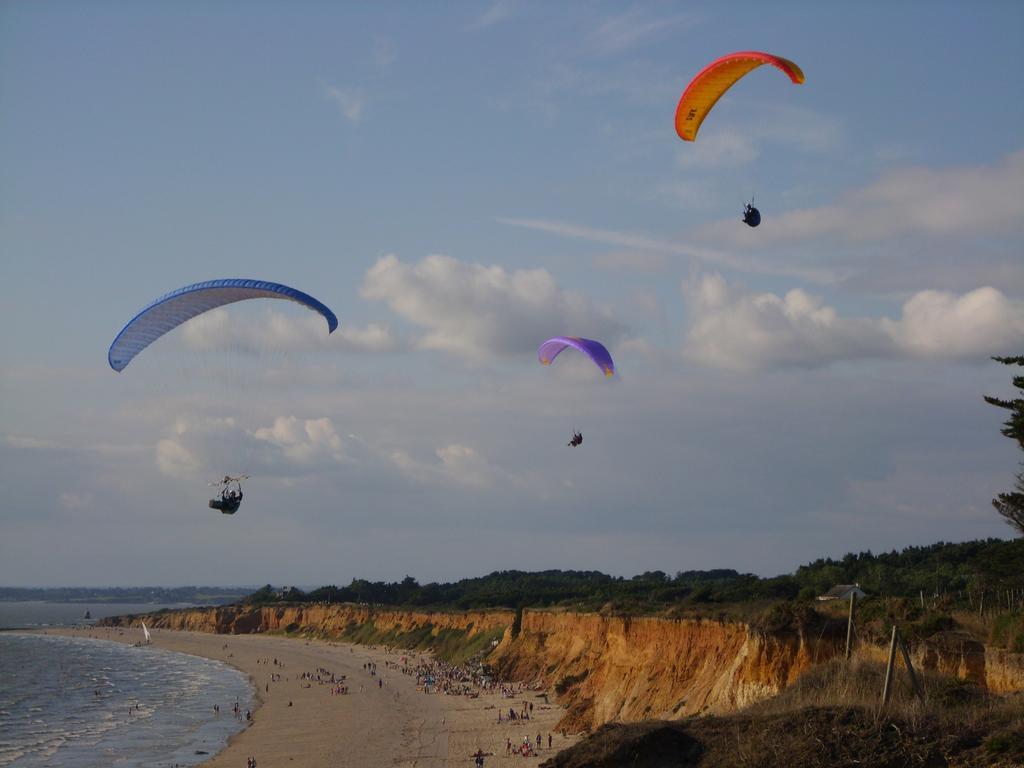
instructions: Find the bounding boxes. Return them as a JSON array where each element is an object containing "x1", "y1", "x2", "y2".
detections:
[
  {"x1": 0, "y1": 633, "x2": 253, "y2": 767},
  {"x1": 0, "y1": 602, "x2": 194, "y2": 630}
]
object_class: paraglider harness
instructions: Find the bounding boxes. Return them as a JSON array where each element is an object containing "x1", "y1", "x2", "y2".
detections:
[
  {"x1": 742, "y1": 201, "x2": 761, "y2": 228},
  {"x1": 209, "y1": 475, "x2": 247, "y2": 514},
  {"x1": 568, "y1": 431, "x2": 583, "y2": 447}
]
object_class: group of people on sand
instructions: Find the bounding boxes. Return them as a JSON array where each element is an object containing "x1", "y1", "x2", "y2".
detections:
[
  {"x1": 403, "y1": 656, "x2": 498, "y2": 697},
  {"x1": 368, "y1": 648, "x2": 561, "y2": 762},
  {"x1": 245, "y1": 757, "x2": 258, "y2": 768},
  {"x1": 502, "y1": 733, "x2": 551, "y2": 757},
  {"x1": 499, "y1": 697, "x2": 540, "y2": 721}
]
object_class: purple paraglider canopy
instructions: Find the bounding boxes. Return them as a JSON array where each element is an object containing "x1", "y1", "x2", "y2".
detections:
[{"x1": 537, "y1": 336, "x2": 614, "y2": 377}]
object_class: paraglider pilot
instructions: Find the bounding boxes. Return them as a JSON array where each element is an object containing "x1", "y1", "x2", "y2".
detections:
[
  {"x1": 568, "y1": 431, "x2": 583, "y2": 447},
  {"x1": 742, "y1": 202, "x2": 761, "y2": 228}
]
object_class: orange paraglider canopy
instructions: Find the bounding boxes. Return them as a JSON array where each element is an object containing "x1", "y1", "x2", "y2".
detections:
[{"x1": 675, "y1": 51, "x2": 804, "y2": 142}]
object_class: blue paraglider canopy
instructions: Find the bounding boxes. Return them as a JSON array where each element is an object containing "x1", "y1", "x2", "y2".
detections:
[{"x1": 108, "y1": 279, "x2": 338, "y2": 372}]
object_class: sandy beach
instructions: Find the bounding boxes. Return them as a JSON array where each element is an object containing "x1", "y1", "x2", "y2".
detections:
[{"x1": 45, "y1": 627, "x2": 576, "y2": 767}]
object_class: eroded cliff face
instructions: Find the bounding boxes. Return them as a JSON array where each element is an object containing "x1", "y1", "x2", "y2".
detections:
[
  {"x1": 859, "y1": 630, "x2": 1024, "y2": 695},
  {"x1": 102, "y1": 605, "x2": 1024, "y2": 732},
  {"x1": 984, "y1": 647, "x2": 1024, "y2": 693},
  {"x1": 490, "y1": 611, "x2": 842, "y2": 731},
  {"x1": 102, "y1": 603, "x2": 512, "y2": 642}
]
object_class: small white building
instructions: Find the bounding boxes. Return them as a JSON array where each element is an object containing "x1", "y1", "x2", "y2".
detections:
[{"x1": 817, "y1": 584, "x2": 867, "y2": 602}]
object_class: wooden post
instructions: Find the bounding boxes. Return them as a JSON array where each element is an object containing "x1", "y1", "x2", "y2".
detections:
[
  {"x1": 919, "y1": 590, "x2": 924, "y2": 609},
  {"x1": 896, "y1": 630, "x2": 924, "y2": 700},
  {"x1": 979, "y1": 591, "x2": 985, "y2": 617},
  {"x1": 845, "y1": 592, "x2": 857, "y2": 660},
  {"x1": 881, "y1": 625, "x2": 898, "y2": 708}
]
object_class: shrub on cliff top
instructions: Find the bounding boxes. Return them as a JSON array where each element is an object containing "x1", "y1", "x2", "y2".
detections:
[
  {"x1": 990, "y1": 613, "x2": 1024, "y2": 652},
  {"x1": 246, "y1": 584, "x2": 278, "y2": 605},
  {"x1": 901, "y1": 610, "x2": 955, "y2": 641},
  {"x1": 751, "y1": 601, "x2": 824, "y2": 634}
]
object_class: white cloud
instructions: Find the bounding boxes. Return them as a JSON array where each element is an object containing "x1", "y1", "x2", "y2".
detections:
[
  {"x1": 373, "y1": 37, "x2": 397, "y2": 71},
  {"x1": 587, "y1": 10, "x2": 692, "y2": 55},
  {"x1": 684, "y1": 274, "x2": 1024, "y2": 370},
  {"x1": 59, "y1": 492, "x2": 92, "y2": 511},
  {"x1": 325, "y1": 85, "x2": 365, "y2": 124},
  {"x1": 499, "y1": 217, "x2": 841, "y2": 283},
  {"x1": 361, "y1": 253, "x2": 624, "y2": 361},
  {"x1": 881, "y1": 287, "x2": 1024, "y2": 359},
  {"x1": 4, "y1": 434, "x2": 62, "y2": 450},
  {"x1": 699, "y1": 150, "x2": 1024, "y2": 246},
  {"x1": 676, "y1": 129, "x2": 759, "y2": 170},
  {"x1": 336, "y1": 323, "x2": 401, "y2": 352},
  {"x1": 676, "y1": 101, "x2": 840, "y2": 170},
  {"x1": 252, "y1": 416, "x2": 346, "y2": 464},
  {"x1": 649, "y1": 181, "x2": 718, "y2": 213},
  {"x1": 156, "y1": 438, "x2": 201, "y2": 477},
  {"x1": 467, "y1": 1, "x2": 512, "y2": 30},
  {"x1": 533, "y1": 59, "x2": 680, "y2": 109},
  {"x1": 390, "y1": 443, "x2": 504, "y2": 488},
  {"x1": 154, "y1": 412, "x2": 354, "y2": 483},
  {"x1": 173, "y1": 414, "x2": 235, "y2": 436},
  {"x1": 180, "y1": 308, "x2": 399, "y2": 353},
  {"x1": 592, "y1": 250, "x2": 669, "y2": 273},
  {"x1": 749, "y1": 103, "x2": 842, "y2": 154},
  {"x1": 684, "y1": 274, "x2": 889, "y2": 370},
  {"x1": 155, "y1": 415, "x2": 239, "y2": 478}
]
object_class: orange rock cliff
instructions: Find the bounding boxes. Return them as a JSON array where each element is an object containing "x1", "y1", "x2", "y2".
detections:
[{"x1": 102, "y1": 604, "x2": 1024, "y2": 732}]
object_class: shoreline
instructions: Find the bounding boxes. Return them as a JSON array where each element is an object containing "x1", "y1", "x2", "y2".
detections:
[{"x1": 36, "y1": 626, "x2": 577, "y2": 767}]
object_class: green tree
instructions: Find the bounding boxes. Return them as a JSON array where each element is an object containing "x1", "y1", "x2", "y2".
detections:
[
  {"x1": 247, "y1": 584, "x2": 278, "y2": 604},
  {"x1": 985, "y1": 355, "x2": 1024, "y2": 535}
]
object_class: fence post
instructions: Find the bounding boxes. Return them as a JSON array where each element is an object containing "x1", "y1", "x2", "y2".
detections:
[
  {"x1": 845, "y1": 592, "x2": 856, "y2": 661},
  {"x1": 896, "y1": 630, "x2": 924, "y2": 700},
  {"x1": 881, "y1": 625, "x2": 898, "y2": 708}
]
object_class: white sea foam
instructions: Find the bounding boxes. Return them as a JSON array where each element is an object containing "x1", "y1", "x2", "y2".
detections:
[{"x1": 0, "y1": 633, "x2": 252, "y2": 768}]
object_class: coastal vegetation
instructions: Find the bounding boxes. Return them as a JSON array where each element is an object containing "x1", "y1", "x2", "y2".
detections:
[
  {"x1": 985, "y1": 355, "x2": 1024, "y2": 534},
  {"x1": 101, "y1": 546, "x2": 1023, "y2": 767},
  {"x1": 245, "y1": 538, "x2": 1022, "y2": 617},
  {"x1": 541, "y1": 662, "x2": 1024, "y2": 767},
  {"x1": 0, "y1": 585, "x2": 252, "y2": 604},
  {"x1": 328, "y1": 619, "x2": 505, "y2": 666},
  {"x1": 233, "y1": 538, "x2": 1024, "y2": 662}
]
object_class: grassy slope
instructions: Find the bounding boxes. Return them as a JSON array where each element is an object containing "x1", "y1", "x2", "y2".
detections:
[
  {"x1": 300, "y1": 619, "x2": 509, "y2": 666},
  {"x1": 540, "y1": 658, "x2": 1024, "y2": 768}
]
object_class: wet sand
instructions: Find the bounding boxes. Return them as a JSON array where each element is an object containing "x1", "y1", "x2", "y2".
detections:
[{"x1": 48, "y1": 626, "x2": 576, "y2": 767}]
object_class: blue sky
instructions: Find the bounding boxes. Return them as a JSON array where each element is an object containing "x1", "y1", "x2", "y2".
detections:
[{"x1": 1, "y1": 1, "x2": 1022, "y2": 586}]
